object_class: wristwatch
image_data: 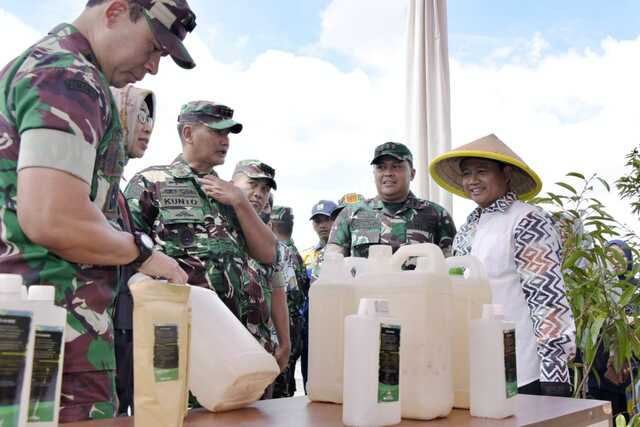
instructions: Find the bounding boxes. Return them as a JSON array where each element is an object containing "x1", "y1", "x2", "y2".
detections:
[{"x1": 131, "y1": 232, "x2": 154, "y2": 269}]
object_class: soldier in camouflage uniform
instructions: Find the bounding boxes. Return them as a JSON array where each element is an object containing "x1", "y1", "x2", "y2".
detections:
[
  {"x1": 270, "y1": 206, "x2": 309, "y2": 398},
  {"x1": 125, "y1": 103, "x2": 277, "y2": 332},
  {"x1": 327, "y1": 142, "x2": 456, "y2": 261},
  {"x1": 0, "y1": 0, "x2": 196, "y2": 422},
  {"x1": 229, "y1": 161, "x2": 290, "y2": 366}
]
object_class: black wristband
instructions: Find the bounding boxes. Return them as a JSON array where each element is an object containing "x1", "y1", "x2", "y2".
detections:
[{"x1": 130, "y1": 232, "x2": 153, "y2": 270}]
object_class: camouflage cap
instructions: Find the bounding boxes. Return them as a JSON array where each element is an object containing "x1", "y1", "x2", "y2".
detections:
[
  {"x1": 371, "y1": 141, "x2": 413, "y2": 165},
  {"x1": 331, "y1": 193, "x2": 366, "y2": 220},
  {"x1": 177, "y1": 101, "x2": 243, "y2": 133},
  {"x1": 309, "y1": 200, "x2": 337, "y2": 220},
  {"x1": 233, "y1": 159, "x2": 277, "y2": 190},
  {"x1": 133, "y1": 0, "x2": 197, "y2": 69},
  {"x1": 271, "y1": 206, "x2": 293, "y2": 224}
]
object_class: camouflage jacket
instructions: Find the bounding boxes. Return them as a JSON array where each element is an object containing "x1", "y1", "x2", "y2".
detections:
[
  {"x1": 328, "y1": 192, "x2": 456, "y2": 258},
  {"x1": 245, "y1": 241, "x2": 295, "y2": 354},
  {"x1": 302, "y1": 242, "x2": 326, "y2": 285},
  {"x1": 0, "y1": 24, "x2": 124, "y2": 375},
  {"x1": 124, "y1": 154, "x2": 254, "y2": 320},
  {"x1": 280, "y1": 239, "x2": 307, "y2": 358}
]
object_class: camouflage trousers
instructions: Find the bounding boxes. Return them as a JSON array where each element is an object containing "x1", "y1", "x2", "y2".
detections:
[
  {"x1": 272, "y1": 314, "x2": 304, "y2": 398},
  {"x1": 59, "y1": 370, "x2": 117, "y2": 423}
]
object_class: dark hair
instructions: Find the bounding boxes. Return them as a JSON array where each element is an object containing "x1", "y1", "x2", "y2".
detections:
[
  {"x1": 272, "y1": 220, "x2": 293, "y2": 238},
  {"x1": 144, "y1": 93, "x2": 154, "y2": 118},
  {"x1": 86, "y1": 0, "x2": 144, "y2": 22}
]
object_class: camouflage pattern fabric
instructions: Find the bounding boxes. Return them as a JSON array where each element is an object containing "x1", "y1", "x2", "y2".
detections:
[
  {"x1": 370, "y1": 141, "x2": 413, "y2": 164},
  {"x1": 245, "y1": 258, "x2": 275, "y2": 354},
  {"x1": 272, "y1": 239, "x2": 309, "y2": 398},
  {"x1": 328, "y1": 192, "x2": 456, "y2": 259},
  {"x1": 125, "y1": 154, "x2": 255, "y2": 320},
  {"x1": 0, "y1": 24, "x2": 124, "y2": 422}
]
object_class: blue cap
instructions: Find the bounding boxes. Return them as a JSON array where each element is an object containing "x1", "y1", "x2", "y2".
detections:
[{"x1": 310, "y1": 200, "x2": 338, "y2": 220}]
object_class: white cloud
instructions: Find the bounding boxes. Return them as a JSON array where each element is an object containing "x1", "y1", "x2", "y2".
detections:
[
  {"x1": 1, "y1": 3, "x2": 639, "y2": 251},
  {"x1": 317, "y1": 0, "x2": 409, "y2": 69}
]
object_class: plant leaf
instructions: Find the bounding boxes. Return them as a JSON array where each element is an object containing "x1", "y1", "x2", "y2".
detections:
[
  {"x1": 555, "y1": 182, "x2": 578, "y2": 195},
  {"x1": 566, "y1": 172, "x2": 586, "y2": 180}
]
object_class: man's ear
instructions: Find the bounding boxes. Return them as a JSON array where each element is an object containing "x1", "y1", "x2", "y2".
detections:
[
  {"x1": 181, "y1": 124, "x2": 193, "y2": 144},
  {"x1": 104, "y1": 0, "x2": 129, "y2": 28},
  {"x1": 410, "y1": 165, "x2": 416, "y2": 181}
]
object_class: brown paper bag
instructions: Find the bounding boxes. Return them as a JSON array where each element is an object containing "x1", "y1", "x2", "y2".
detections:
[{"x1": 130, "y1": 278, "x2": 191, "y2": 427}]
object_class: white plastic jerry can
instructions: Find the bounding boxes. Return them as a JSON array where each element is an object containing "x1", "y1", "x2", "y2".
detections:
[
  {"x1": 25, "y1": 286, "x2": 66, "y2": 427},
  {"x1": 353, "y1": 244, "x2": 454, "y2": 420},
  {"x1": 446, "y1": 256, "x2": 492, "y2": 409},
  {"x1": 188, "y1": 285, "x2": 280, "y2": 412},
  {"x1": 0, "y1": 274, "x2": 36, "y2": 427},
  {"x1": 308, "y1": 253, "x2": 361, "y2": 403},
  {"x1": 469, "y1": 304, "x2": 517, "y2": 419},
  {"x1": 343, "y1": 298, "x2": 402, "y2": 427}
]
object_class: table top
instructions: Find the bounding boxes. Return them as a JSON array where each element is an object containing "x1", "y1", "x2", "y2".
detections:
[{"x1": 65, "y1": 395, "x2": 612, "y2": 427}]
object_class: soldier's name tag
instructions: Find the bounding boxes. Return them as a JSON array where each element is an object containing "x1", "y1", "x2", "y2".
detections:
[
  {"x1": 352, "y1": 217, "x2": 379, "y2": 230},
  {"x1": 160, "y1": 184, "x2": 202, "y2": 208}
]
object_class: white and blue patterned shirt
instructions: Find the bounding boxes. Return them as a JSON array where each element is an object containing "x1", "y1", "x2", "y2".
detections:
[{"x1": 454, "y1": 192, "x2": 576, "y2": 387}]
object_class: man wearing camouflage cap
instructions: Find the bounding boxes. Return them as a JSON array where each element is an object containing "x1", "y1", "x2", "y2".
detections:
[
  {"x1": 327, "y1": 142, "x2": 456, "y2": 261},
  {"x1": 0, "y1": 0, "x2": 197, "y2": 421},
  {"x1": 229, "y1": 160, "x2": 291, "y2": 398},
  {"x1": 270, "y1": 206, "x2": 309, "y2": 398},
  {"x1": 125, "y1": 102, "x2": 277, "y2": 324}
]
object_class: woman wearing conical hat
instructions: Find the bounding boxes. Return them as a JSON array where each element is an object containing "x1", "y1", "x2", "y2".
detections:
[{"x1": 430, "y1": 134, "x2": 576, "y2": 397}]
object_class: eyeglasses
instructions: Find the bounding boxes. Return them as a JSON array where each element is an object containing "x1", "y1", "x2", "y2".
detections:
[{"x1": 137, "y1": 110, "x2": 154, "y2": 128}]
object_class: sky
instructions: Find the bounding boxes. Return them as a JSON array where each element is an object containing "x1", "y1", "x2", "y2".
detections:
[{"x1": 1, "y1": 1, "x2": 640, "y2": 250}]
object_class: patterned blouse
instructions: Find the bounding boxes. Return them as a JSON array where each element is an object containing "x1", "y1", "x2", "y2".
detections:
[{"x1": 453, "y1": 192, "x2": 576, "y2": 387}]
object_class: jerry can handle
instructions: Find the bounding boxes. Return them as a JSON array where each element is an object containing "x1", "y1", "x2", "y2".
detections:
[
  {"x1": 445, "y1": 255, "x2": 487, "y2": 279},
  {"x1": 344, "y1": 256, "x2": 369, "y2": 277},
  {"x1": 390, "y1": 243, "x2": 446, "y2": 274}
]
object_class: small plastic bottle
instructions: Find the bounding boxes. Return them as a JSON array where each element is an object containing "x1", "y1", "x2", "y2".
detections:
[
  {"x1": 0, "y1": 274, "x2": 36, "y2": 427},
  {"x1": 343, "y1": 298, "x2": 402, "y2": 427},
  {"x1": 469, "y1": 304, "x2": 517, "y2": 419},
  {"x1": 26, "y1": 286, "x2": 66, "y2": 427}
]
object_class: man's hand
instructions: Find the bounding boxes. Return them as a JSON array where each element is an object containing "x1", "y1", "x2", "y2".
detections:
[
  {"x1": 275, "y1": 344, "x2": 291, "y2": 372},
  {"x1": 199, "y1": 175, "x2": 245, "y2": 207},
  {"x1": 138, "y1": 251, "x2": 188, "y2": 284}
]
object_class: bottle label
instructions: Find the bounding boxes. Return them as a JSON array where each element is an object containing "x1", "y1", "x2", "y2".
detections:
[
  {"x1": 154, "y1": 324, "x2": 179, "y2": 382},
  {"x1": 503, "y1": 329, "x2": 517, "y2": 398},
  {"x1": 378, "y1": 323, "x2": 401, "y2": 403},
  {"x1": 28, "y1": 326, "x2": 64, "y2": 422},
  {"x1": 0, "y1": 310, "x2": 32, "y2": 427}
]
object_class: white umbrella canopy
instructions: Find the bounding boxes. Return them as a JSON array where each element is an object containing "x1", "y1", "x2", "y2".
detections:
[{"x1": 405, "y1": 0, "x2": 453, "y2": 214}]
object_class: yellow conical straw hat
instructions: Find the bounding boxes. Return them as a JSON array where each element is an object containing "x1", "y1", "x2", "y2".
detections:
[{"x1": 429, "y1": 134, "x2": 542, "y2": 200}]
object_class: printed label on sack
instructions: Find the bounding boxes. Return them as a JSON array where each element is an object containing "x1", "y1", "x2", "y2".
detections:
[
  {"x1": 378, "y1": 323, "x2": 401, "y2": 403},
  {"x1": 503, "y1": 329, "x2": 518, "y2": 398},
  {"x1": 0, "y1": 310, "x2": 32, "y2": 427},
  {"x1": 28, "y1": 326, "x2": 64, "y2": 422},
  {"x1": 154, "y1": 324, "x2": 179, "y2": 382}
]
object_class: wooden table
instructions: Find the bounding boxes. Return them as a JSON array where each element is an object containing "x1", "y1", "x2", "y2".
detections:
[{"x1": 66, "y1": 395, "x2": 612, "y2": 426}]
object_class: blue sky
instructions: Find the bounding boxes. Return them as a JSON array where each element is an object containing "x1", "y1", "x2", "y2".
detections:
[
  {"x1": 2, "y1": 1, "x2": 640, "y2": 246},
  {"x1": 6, "y1": 1, "x2": 640, "y2": 66}
]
